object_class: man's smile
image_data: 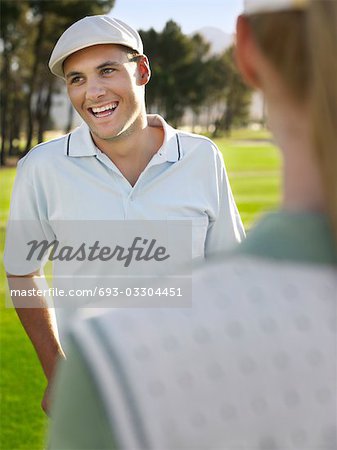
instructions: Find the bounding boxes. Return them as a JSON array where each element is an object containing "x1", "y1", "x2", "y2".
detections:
[{"x1": 88, "y1": 101, "x2": 119, "y2": 118}]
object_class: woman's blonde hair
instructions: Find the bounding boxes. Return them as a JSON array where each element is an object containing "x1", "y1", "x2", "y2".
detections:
[{"x1": 247, "y1": 1, "x2": 337, "y2": 243}]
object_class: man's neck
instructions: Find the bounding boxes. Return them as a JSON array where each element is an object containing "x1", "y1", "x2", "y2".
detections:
[{"x1": 92, "y1": 117, "x2": 164, "y2": 187}]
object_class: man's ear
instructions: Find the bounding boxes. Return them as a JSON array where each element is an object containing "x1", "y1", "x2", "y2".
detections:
[
  {"x1": 137, "y1": 55, "x2": 151, "y2": 86},
  {"x1": 235, "y1": 15, "x2": 262, "y2": 90}
]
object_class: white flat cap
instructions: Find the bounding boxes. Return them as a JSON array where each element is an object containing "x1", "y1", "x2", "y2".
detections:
[
  {"x1": 245, "y1": 0, "x2": 308, "y2": 14},
  {"x1": 49, "y1": 15, "x2": 143, "y2": 79}
]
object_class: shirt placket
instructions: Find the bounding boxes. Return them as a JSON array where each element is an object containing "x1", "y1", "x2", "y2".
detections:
[{"x1": 95, "y1": 150, "x2": 169, "y2": 219}]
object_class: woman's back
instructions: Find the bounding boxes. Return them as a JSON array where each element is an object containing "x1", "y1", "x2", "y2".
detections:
[{"x1": 49, "y1": 1, "x2": 337, "y2": 448}]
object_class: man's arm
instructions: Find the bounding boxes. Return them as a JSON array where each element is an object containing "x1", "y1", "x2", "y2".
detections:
[
  {"x1": 7, "y1": 272, "x2": 65, "y2": 414},
  {"x1": 205, "y1": 149, "x2": 245, "y2": 257}
]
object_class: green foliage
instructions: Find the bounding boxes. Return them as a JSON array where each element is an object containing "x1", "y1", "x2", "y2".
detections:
[
  {"x1": 212, "y1": 47, "x2": 252, "y2": 137},
  {"x1": 28, "y1": 0, "x2": 116, "y2": 41},
  {"x1": 141, "y1": 21, "x2": 213, "y2": 125},
  {"x1": 141, "y1": 22, "x2": 252, "y2": 131}
]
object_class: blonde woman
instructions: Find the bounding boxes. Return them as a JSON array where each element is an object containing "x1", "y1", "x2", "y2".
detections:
[{"x1": 49, "y1": 1, "x2": 337, "y2": 449}]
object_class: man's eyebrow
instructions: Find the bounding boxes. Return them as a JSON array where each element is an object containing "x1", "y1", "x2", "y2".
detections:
[
  {"x1": 65, "y1": 61, "x2": 122, "y2": 79},
  {"x1": 65, "y1": 71, "x2": 82, "y2": 80},
  {"x1": 96, "y1": 60, "x2": 122, "y2": 70}
]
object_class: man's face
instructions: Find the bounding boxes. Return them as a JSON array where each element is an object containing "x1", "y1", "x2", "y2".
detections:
[{"x1": 64, "y1": 44, "x2": 149, "y2": 143}]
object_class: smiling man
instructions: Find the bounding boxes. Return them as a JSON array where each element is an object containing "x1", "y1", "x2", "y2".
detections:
[
  {"x1": 62, "y1": 43, "x2": 164, "y2": 186},
  {"x1": 4, "y1": 16, "x2": 244, "y2": 414}
]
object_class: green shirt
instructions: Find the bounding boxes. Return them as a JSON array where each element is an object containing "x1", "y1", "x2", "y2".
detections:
[{"x1": 235, "y1": 211, "x2": 337, "y2": 265}]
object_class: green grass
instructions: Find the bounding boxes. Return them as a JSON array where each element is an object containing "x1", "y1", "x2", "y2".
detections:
[
  {"x1": 223, "y1": 127, "x2": 273, "y2": 141},
  {"x1": 215, "y1": 134, "x2": 281, "y2": 227},
  {"x1": 0, "y1": 168, "x2": 48, "y2": 450},
  {"x1": 0, "y1": 128, "x2": 281, "y2": 449}
]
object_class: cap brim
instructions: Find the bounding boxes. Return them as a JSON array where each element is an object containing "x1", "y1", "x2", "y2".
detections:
[{"x1": 50, "y1": 40, "x2": 140, "y2": 79}]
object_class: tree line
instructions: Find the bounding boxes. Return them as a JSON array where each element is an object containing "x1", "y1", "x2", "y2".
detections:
[
  {"x1": 141, "y1": 21, "x2": 251, "y2": 134},
  {"x1": 0, "y1": 1, "x2": 251, "y2": 167}
]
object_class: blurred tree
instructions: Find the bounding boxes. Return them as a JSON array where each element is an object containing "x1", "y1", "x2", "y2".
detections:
[
  {"x1": 212, "y1": 47, "x2": 252, "y2": 137},
  {"x1": 192, "y1": 53, "x2": 230, "y2": 132},
  {"x1": 141, "y1": 22, "x2": 251, "y2": 133},
  {"x1": 0, "y1": 0, "x2": 28, "y2": 166},
  {"x1": 183, "y1": 33, "x2": 212, "y2": 130},
  {"x1": 141, "y1": 21, "x2": 213, "y2": 126},
  {"x1": 23, "y1": 0, "x2": 116, "y2": 153}
]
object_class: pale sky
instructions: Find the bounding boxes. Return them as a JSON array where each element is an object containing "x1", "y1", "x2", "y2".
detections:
[{"x1": 110, "y1": 0, "x2": 244, "y2": 34}]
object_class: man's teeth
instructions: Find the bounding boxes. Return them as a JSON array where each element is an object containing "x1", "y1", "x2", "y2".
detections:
[{"x1": 92, "y1": 103, "x2": 118, "y2": 113}]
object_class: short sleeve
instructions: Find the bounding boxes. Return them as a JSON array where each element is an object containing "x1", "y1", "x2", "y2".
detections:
[
  {"x1": 4, "y1": 157, "x2": 55, "y2": 275},
  {"x1": 205, "y1": 150, "x2": 245, "y2": 256}
]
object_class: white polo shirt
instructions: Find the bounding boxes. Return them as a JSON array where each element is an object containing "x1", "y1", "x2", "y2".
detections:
[
  {"x1": 5, "y1": 115, "x2": 244, "y2": 341},
  {"x1": 5, "y1": 114, "x2": 243, "y2": 269}
]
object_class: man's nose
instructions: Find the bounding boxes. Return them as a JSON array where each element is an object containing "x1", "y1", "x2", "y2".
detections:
[{"x1": 85, "y1": 79, "x2": 107, "y2": 101}]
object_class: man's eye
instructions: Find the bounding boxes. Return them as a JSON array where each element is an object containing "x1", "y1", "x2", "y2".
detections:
[
  {"x1": 70, "y1": 76, "x2": 83, "y2": 84},
  {"x1": 102, "y1": 68, "x2": 115, "y2": 75}
]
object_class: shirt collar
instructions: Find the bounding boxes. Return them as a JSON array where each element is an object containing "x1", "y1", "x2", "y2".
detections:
[
  {"x1": 147, "y1": 114, "x2": 182, "y2": 163},
  {"x1": 64, "y1": 123, "x2": 97, "y2": 157},
  {"x1": 64, "y1": 114, "x2": 183, "y2": 162}
]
